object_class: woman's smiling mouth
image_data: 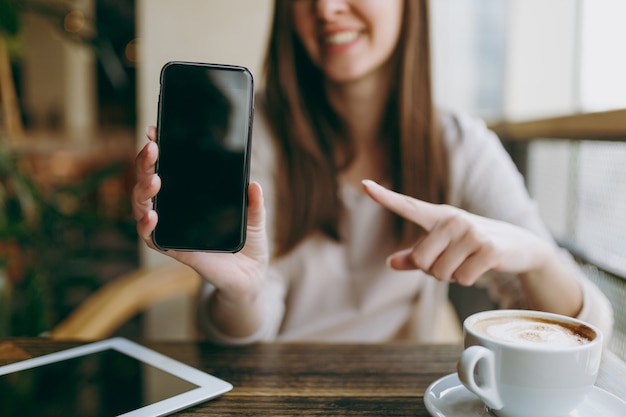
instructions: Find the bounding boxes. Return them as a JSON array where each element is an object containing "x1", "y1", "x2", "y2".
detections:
[{"x1": 323, "y1": 30, "x2": 360, "y2": 46}]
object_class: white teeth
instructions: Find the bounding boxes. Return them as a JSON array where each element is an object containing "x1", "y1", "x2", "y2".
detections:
[{"x1": 324, "y1": 31, "x2": 359, "y2": 46}]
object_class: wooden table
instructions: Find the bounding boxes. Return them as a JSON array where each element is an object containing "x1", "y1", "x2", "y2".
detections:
[{"x1": 1, "y1": 338, "x2": 625, "y2": 416}]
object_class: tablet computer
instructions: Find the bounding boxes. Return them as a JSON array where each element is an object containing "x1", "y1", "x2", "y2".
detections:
[{"x1": 0, "y1": 337, "x2": 233, "y2": 416}]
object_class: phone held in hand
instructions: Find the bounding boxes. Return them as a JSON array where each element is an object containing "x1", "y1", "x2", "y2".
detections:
[{"x1": 153, "y1": 61, "x2": 254, "y2": 252}]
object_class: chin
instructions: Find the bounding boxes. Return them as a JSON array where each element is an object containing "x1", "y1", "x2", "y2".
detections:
[
  {"x1": 322, "y1": 67, "x2": 372, "y2": 85},
  {"x1": 318, "y1": 57, "x2": 385, "y2": 86}
]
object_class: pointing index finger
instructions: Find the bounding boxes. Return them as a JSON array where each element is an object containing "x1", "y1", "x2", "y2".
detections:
[{"x1": 361, "y1": 179, "x2": 441, "y2": 231}]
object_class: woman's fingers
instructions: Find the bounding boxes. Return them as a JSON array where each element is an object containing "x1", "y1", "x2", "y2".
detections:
[
  {"x1": 452, "y1": 250, "x2": 494, "y2": 286},
  {"x1": 146, "y1": 125, "x2": 157, "y2": 141},
  {"x1": 135, "y1": 140, "x2": 158, "y2": 179},
  {"x1": 362, "y1": 179, "x2": 443, "y2": 231},
  {"x1": 413, "y1": 215, "x2": 468, "y2": 272},
  {"x1": 134, "y1": 126, "x2": 158, "y2": 186},
  {"x1": 133, "y1": 128, "x2": 160, "y2": 221},
  {"x1": 132, "y1": 174, "x2": 160, "y2": 221},
  {"x1": 136, "y1": 208, "x2": 158, "y2": 249},
  {"x1": 428, "y1": 219, "x2": 489, "y2": 282},
  {"x1": 388, "y1": 244, "x2": 490, "y2": 286},
  {"x1": 364, "y1": 179, "x2": 526, "y2": 285},
  {"x1": 247, "y1": 182, "x2": 265, "y2": 228},
  {"x1": 387, "y1": 218, "x2": 487, "y2": 284},
  {"x1": 386, "y1": 248, "x2": 415, "y2": 270},
  {"x1": 240, "y1": 182, "x2": 268, "y2": 262}
]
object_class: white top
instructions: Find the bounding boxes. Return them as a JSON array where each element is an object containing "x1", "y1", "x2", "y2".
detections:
[{"x1": 197, "y1": 108, "x2": 614, "y2": 344}]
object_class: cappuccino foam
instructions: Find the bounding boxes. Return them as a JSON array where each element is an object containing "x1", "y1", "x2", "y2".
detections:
[{"x1": 473, "y1": 316, "x2": 594, "y2": 348}]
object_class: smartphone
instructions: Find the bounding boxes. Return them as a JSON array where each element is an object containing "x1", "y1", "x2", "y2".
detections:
[{"x1": 153, "y1": 61, "x2": 254, "y2": 252}]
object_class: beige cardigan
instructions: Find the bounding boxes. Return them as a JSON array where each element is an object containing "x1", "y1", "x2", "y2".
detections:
[{"x1": 197, "y1": 109, "x2": 614, "y2": 345}]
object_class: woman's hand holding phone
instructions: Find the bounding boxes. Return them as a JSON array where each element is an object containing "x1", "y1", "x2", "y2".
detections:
[{"x1": 133, "y1": 126, "x2": 269, "y2": 336}]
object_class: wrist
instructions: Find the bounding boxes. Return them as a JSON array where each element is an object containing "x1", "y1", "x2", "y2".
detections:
[
  {"x1": 213, "y1": 286, "x2": 262, "y2": 307},
  {"x1": 207, "y1": 284, "x2": 266, "y2": 339}
]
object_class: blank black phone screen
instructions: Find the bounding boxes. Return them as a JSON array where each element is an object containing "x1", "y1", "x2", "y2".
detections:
[{"x1": 154, "y1": 62, "x2": 253, "y2": 252}]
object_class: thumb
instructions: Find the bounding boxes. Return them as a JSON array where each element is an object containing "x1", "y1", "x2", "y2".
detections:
[
  {"x1": 386, "y1": 248, "x2": 417, "y2": 271},
  {"x1": 247, "y1": 181, "x2": 265, "y2": 230},
  {"x1": 238, "y1": 181, "x2": 268, "y2": 262}
]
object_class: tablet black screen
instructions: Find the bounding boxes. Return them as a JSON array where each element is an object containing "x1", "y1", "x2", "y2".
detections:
[{"x1": 0, "y1": 348, "x2": 199, "y2": 416}]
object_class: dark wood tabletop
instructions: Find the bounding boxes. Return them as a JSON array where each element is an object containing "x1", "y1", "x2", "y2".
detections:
[{"x1": 1, "y1": 338, "x2": 625, "y2": 416}]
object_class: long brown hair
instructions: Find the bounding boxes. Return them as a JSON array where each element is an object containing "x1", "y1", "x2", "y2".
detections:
[{"x1": 263, "y1": 0, "x2": 448, "y2": 257}]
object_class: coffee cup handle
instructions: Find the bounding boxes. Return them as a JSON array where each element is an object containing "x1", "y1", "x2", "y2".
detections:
[{"x1": 457, "y1": 345, "x2": 503, "y2": 411}]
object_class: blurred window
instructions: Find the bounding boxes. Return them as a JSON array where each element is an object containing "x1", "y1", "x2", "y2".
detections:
[
  {"x1": 570, "y1": 0, "x2": 626, "y2": 274},
  {"x1": 579, "y1": 0, "x2": 626, "y2": 112},
  {"x1": 431, "y1": 0, "x2": 509, "y2": 122}
]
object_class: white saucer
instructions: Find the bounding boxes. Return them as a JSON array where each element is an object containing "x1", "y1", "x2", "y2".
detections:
[{"x1": 424, "y1": 373, "x2": 626, "y2": 417}]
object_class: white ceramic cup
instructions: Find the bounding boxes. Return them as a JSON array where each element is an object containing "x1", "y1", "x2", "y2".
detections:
[{"x1": 457, "y1": 309, "x2": 603, "y2": 417}]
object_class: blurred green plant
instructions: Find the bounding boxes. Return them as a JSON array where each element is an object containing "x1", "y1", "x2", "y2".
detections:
[
  {"x1": 0, "y1": 142, "x2": 51, "y2": 336},
  {"x1": 0, "y1": 0, "x2": 20, "y2": 36},
  {"x1": 0, "y1": 139, "x2": 136, "y2": 337},
  {"x1": 0, "y1": 0, "x2": 138, "y2": 336}
]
